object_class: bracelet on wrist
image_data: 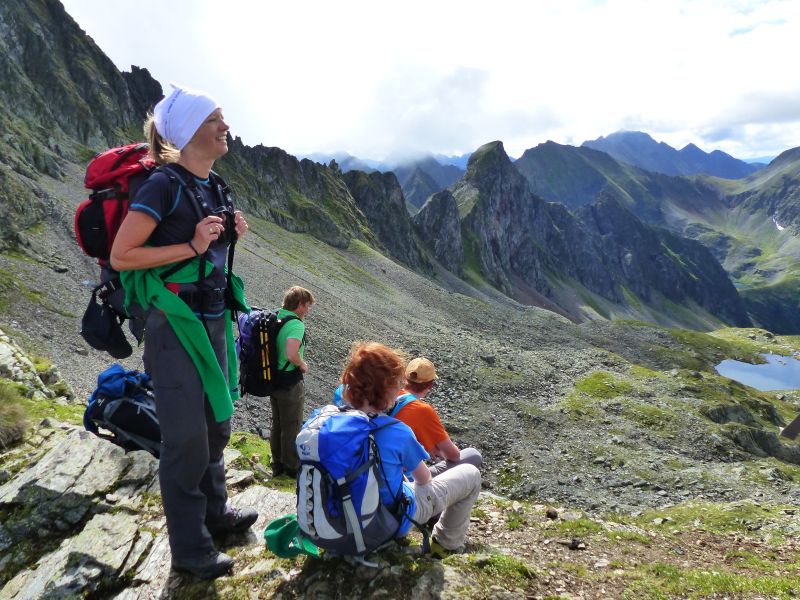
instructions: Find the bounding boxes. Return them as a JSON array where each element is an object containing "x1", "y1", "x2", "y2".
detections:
[{"x1": 188, "y1": 240, "x2": 200, "y2": 256}]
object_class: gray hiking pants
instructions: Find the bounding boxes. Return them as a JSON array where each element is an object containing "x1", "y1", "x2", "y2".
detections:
[
  {"x1": 428, "y1": 447, "x2": 483, "y2": 478},
  {"x1": 268, "y1": 379, "x2": 305, "y2": 472},
  {"x1": 411, "y1": 463, "x2": 481, "y2": 550},
  {"x1": 144, "y1": 312, "x2": 231, "y2": 562}
]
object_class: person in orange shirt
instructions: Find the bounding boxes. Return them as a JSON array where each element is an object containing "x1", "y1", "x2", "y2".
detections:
[{"x1": 388, "y1": 357, "x2": 482, "y2": 477}]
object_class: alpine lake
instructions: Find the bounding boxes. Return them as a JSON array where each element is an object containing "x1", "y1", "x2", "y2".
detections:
[{"x1": 716, "y1": 352, "x2": 800, "y2": 391}]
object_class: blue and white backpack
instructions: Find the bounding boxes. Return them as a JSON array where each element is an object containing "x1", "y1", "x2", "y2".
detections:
[{"x1": 295, "y1": 405, "x2": 408, "y2": 555}]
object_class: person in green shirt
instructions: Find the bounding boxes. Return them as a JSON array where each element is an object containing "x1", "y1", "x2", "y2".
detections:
[{"x1": 268, "y1": 286, "x2": 314, "y2": 477}]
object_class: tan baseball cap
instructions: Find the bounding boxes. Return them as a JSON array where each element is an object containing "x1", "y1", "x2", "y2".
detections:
[{"x1": 405, "y1": 357, "x2": 438, "y2": 383}]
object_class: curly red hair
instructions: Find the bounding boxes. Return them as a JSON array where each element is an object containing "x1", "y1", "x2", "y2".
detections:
[{"x1": 341, "y1": 342, "x2": 406, "y2": 412}]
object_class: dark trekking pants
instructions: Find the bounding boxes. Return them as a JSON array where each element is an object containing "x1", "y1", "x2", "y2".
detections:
[
  {"x1": 268, "y1": 380, "x2": 305, "y2": 472},
  {"x1": 144, "y1": 311, "x2": 231, "y2": 562}
]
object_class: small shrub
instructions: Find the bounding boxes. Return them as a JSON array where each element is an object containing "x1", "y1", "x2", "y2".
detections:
[{"x1": 0, "y1": 379, "x2": 28, "y2": 448}]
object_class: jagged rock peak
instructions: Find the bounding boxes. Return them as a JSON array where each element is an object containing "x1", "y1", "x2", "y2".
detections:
[{"x1": 465, "y1": 141, "x2": 511, "y2": 178}]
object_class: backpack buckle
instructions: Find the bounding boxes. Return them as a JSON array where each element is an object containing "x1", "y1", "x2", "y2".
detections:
[{"x1": 90, "y1": 187, "x2": 124, "y2": 202}]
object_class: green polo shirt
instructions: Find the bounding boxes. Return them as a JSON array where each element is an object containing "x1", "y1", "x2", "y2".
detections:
[{"x1": 276, "y1": 308, "x2": 305, "y2": 372}]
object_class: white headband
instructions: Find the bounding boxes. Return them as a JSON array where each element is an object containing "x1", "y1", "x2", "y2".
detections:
[{"x1": 153, "y1": 83, "x2": 219, "y2": 151}]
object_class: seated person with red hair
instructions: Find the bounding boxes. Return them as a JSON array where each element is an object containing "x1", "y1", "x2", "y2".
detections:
[{"x1": 340, "y1": 342, "x2": 481, "y2": 556}]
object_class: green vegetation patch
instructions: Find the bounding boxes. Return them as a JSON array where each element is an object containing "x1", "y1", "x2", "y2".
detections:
[
  {"x1": 624, "y1": 501, "x2": 791, "y2": 537},
  {"x1": 574, "y1": 371, "x2": 633, "y2": 399},
  {"x1": 620, "y1": 399, "x2": 684, "y2": 432},
  {"x1": 461, "y1": 229, "x2": 488, "y2": 287},
  {"x1": 667, "y1": 329, "x2": 763, "y2": 370},
  {"x1": 558, "y1": 392, "x2": 604, "y2": 420},
  {"x1": 710, "y1": 327, "x2": 798, "y2": 357},
  {"x1": 628, "y1": 364, "x2": 665, "y2": 380},
  {"x1": 623, "y1": 562, "x2": 800, "y2": 599},
  {"x1": 457, "y1": 553, "x2": 537, "y2": 588},
  {"x1": 547, "y1": 516, "x2": 605, "y2": 538}
]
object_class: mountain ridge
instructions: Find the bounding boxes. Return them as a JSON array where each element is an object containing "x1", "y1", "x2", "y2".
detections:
[{"x1": 583, "y1": 130, "x2": 762, "y2": 179}]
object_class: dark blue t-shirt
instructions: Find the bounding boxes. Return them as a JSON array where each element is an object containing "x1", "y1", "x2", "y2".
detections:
[{"x1": 129, "y1": 164, "x2": 232, "y2": 318}]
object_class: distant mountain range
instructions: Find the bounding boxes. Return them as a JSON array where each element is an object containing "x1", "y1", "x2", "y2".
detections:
[
  {"x1": 582, "y1": 131, "x2": 765, "y2": 178},
  {"x1": 306, "y1": 132, "x2": 768, "y2": 213}
]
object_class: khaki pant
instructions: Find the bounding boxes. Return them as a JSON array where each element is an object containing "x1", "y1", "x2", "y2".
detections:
[
  {"x1": 268, "y1": 380, "x2": 305, "y2": 472},
  {"x1": 429, "y1": 447, "x2": 483, "y2": 477},
  {"x1": 411, "y1": 463, "x2": 481, "y2": 550}
]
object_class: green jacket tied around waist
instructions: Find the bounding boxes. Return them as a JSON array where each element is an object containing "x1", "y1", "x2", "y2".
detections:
[{"x1": 120, "y1": 258, "x2": 250, "y2": 423}]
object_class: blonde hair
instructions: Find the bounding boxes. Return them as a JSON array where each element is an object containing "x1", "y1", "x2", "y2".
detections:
[
  {"x1": 144, "y1": 113, "x2": 180, "y2": 165},
  {"x1": 282, "y1": 286, "x2": 315, "y2": 311}
]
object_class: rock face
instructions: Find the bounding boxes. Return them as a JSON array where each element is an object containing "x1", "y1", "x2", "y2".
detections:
[
  {"x1": 413, "y1": 190, "x2": 464, "y2": 275},
  {"x1": 217, "y1": 140, "x2": 376, "y2": 249},
  {"x1": 343, "y1": 170, "x2": 430, "y2": 270},
  {"x1": 729, "y1": 147, "x2": 800, "y2": 233},
  {"x1": 0, "y1": 0, "x2": 162, "y2": 253},
  {"x1": 445, "y1": 141, "x2": 750, "y2": 326},
  {"x1": 575, "y1": 194, "x2": 751, "y2": 326},
  {"x1": 0, "y1": 416, "x2": 297, "y2": 599}
]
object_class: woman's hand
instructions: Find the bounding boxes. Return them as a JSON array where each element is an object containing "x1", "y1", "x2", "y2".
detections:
[
  {"x1": 234, "y1": 210, "x2": 248, "y2": 239},
  {"x1": 191, "y1": 215, "x2": 225, "y2": 253}
]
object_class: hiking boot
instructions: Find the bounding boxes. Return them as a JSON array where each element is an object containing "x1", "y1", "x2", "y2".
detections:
[
  {"x1": 171, "y1": 550, "x2": 234, "y2": 579},
  {"x1": 429, "y1": 536, "x2": 464, "y2": 560},
  {"x1": 206, "y1": 506, "x2": 258, "y2": 536}
]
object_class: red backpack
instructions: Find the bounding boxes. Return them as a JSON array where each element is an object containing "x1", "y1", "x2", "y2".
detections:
[{"x1": 74, "y1": 143, "x2": 155, "y2": 263}]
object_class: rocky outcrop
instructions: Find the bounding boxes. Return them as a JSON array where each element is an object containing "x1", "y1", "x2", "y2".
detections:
[
  {"x1": 576, "y1": 194, "x2": 751, "y2": 326},
  {"x1": 121, "y1": 66, "x2": 163, "y2": 121},
  {"x1": 446, "y1": 141, "x2": 750, "y2": 326},
  {"x1": 343, "y1": 170, "x2": 430, "y2": 270},
  {"x1": 0, "y1": 0, "x2": 156, "y2": 159},
  {"x1": 413, "y1": 190, "x2": 464, "y2": 275},
  {"x1": 217, "y1": 140, "x2": 377, "y2": 249},
  {"x1": 0, "y1": 421, "x2": 297, "y2": 599}
]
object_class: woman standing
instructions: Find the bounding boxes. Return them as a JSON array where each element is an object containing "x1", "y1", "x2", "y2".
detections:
[
  {"x1": 111, "y1": 84, "x2": 255, "y2": 579},
  {"x1": 340, "y1": 342, "x2": 481, "y2": 556}
]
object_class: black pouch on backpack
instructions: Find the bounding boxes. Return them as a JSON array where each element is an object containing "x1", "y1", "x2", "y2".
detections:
[
  {"x1": 80, "y1": 284, "x2": 132, "y2": 359},
  {"x1": 85, "y1": 388, "x2": 161, "y2": 457}
]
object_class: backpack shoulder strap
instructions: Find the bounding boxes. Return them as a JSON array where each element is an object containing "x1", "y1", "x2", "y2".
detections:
[
  {"x1": 157, "y1": 164, "x2": 208, "y2": 223},
  {"x1": 387, "y1": 393, "x2": 417, "y2": 418},
  {"x1": 155, "y1": 164, "x2": 212, "y2": 284},
  {"x1": 275, "y1": 314, "x2": 301, "y2": 372}
]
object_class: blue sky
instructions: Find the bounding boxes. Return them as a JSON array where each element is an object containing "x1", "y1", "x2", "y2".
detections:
[{"x1": 61, "y1": 0, "x2": 800, "y2": 161}]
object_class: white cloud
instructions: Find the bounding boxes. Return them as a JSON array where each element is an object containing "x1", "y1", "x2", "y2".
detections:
[{"x1": 61, "y1": 0, "x2": 800, "y2": 160}]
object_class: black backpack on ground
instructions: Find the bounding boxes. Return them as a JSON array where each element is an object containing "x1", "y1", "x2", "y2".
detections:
[
  {"x1": 237, "y1": 308, "x2": 303, "y2": 397},
  {"x1": 83, "y1": 364, "x2": 161, "y2": 457}
]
